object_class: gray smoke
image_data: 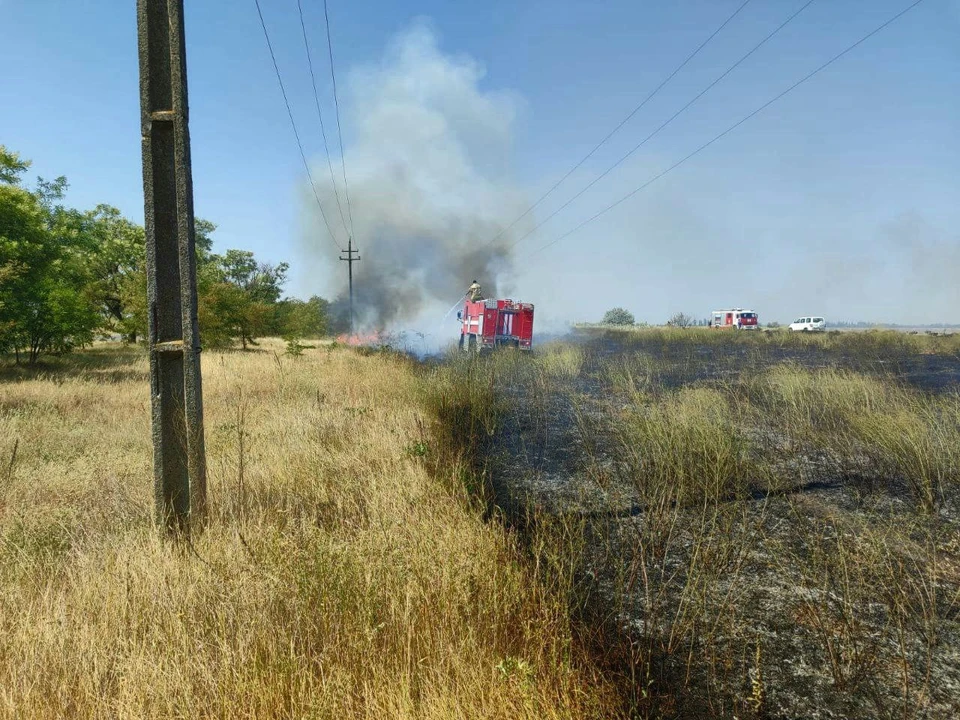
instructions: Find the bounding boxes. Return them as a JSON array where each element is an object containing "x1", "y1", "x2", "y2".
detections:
[
  {"x1": 877, "y1": 212, "x2": 960, "y2": 323},
  {"x1": 303, "y1": 24, "x2": 529, "y2": 330}
]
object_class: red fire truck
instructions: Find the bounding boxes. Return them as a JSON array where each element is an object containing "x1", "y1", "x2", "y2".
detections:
[
  {"x1": 459, "y1": 299, "x2": 535, "y2": 352},
  {"x1": 710, "y1": 308, "x2": 759, "y2": 330}
]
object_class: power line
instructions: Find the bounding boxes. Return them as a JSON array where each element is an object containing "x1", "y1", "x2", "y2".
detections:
[
  {"x1": 297, "y1": 0, "x2": 350, "y2": 240},
  {"x1": 253, "y1": 0, "x2": 343, "y2": 251},
  {"x1": 527, "y1": 0, "x2": 927, "y2": 260},
  {"x1": 508, "y1": 0, "x2": 815, "y2": 252},
  {"x1": 323, "y1": 0, "x2": 355, "y2": 239},
  {"x1": 487, "y1": 0, "x2": 754, "y2": 248}
]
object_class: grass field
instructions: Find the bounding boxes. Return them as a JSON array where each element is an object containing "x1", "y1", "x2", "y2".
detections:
[
  {"x1": 436, "y1": 328, "x2": 960, "y2": 719},
  {"x1": 0, "y1": 341, "x2": 622, "y2": 719},
  {"x1": 4, "y1": 328, "x2": 959, "y2": 718}
]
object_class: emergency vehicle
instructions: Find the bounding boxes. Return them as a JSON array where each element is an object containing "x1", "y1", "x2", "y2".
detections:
[
  {"x1": 458, "y1": 298, "x2": 535, "y2": 352},
  {"x1": 710, "y1": 308, "x2": 759, "y2": 330}
]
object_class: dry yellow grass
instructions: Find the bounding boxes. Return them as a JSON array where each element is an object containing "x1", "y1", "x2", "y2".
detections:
[{"x1": 0, "y1": 342, "x2": 619, "y2": 719}]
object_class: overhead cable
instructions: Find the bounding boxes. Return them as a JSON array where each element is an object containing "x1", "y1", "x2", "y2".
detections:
[
  {"x1": 297, "y1": 0, "x2": 350, "y2": 240},
  {"x1": 323, "y1": 0, "x2": 355, "y2": 239},
  {"x1": 527, "y1": 0, "x2": 927, "y2": 259},
  {"x1": 509, "y1": 0, "x2": 816, "y2": 252},
  {"x1": 487, "y1": 0, "x2": 755, "y2": 247},
  {"x1": 253, "y1": 0, "x2": 343, "y2": 251}
]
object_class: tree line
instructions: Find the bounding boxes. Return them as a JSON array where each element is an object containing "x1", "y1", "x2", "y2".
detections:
[
  {"x1": 1, "y1": 145, "x2": 329, "y2": 363},
  {"x1": 601, "y1": 308, "x2": 711, "y2": 327}
]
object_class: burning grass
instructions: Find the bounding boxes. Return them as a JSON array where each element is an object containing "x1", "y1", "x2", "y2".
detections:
[{"x1": 0, "y1": 341, "x2": 622, "y2": 719}]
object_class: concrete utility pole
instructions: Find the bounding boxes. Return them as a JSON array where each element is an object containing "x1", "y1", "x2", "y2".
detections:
[
  {"x1": 339, "y1": 237, "x2": 360, "y2": 332},
  {"x1": 137, "y1": 0, "x2": 207, "y2": 534}
]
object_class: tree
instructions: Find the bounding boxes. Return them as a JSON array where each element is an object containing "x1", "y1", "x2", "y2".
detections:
[
  {"x1": 277, "y1": 295, "x2": 329, "y2": 338},
  {"x1": 70, "y1": 205, "x2": 146, "y2": 341},
  {"x1": 0, "y1": 146, "x2": 30, "y2": 185},
  {"x1": 197, "y1": 280, "x2": 248, "y2": 348},
  {"x1": 194, "y1": 218, "x2": 217, "y2": 265},
  {"x1": 117, "y1": 216, "x2": 220, "y2": 342},
  {"x1": 107, "y1": 219, "x2": 280, "y2": 348},
  {"x1": 0, "y1": 166, "x2": 99, "y2": 362},
  {"x1": 0, "y1": 182, "x2": 49, "y2": 356},
  {"x1": 602, "y1": 307, "x2": 635, "y2": 326},
  {"x1": 667, "y1": 312, "x2": 694, "y2": 328},
  {"x1": 2, "y1": 146, "x2": 319, "y2": 357},
  {"x1": 276, "y1": 296, "x2": 329, "y2": 357},
  {"x1": 200, "y1": 249, "x2": 290, "y2": 349}
]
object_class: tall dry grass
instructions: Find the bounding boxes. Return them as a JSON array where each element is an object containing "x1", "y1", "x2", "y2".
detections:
[
  {"x1": 0, "y1": 342, "x2": 621, "y2": 719},
  {"x1": 751, "y1": 365, "x2": 960, "y2": 510}
]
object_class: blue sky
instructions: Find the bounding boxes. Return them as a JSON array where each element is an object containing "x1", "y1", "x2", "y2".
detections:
[{"x1": 1, "y1": 0, "x2": 958, "y2": 326}]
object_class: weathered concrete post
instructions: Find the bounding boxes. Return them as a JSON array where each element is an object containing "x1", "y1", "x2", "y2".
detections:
[{"x1": 137, "y1": 0, "x2": 207, "y2": 534}]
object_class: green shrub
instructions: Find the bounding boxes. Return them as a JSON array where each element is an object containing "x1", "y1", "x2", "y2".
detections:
[{"x1": 602, "y1": 307, "x2": 635, "y2": 326}]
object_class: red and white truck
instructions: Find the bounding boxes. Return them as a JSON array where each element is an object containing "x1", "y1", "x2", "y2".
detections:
[
  {"x1": 710, "y1": 308, "x2": 759, "y2": 330},
  {"x1": 459, "y1": 299, "x2": 535, "y2": 352}
]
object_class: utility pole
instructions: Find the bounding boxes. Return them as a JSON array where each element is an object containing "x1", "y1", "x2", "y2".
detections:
[
  {"x1": 339, "y1": 237, "x2": 360, "y2": 332},
  {"x1": 137, "y1": 0, "x2": 207, "y2": 535}
]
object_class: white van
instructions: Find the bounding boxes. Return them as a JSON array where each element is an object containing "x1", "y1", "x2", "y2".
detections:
[{"x1": 789, "y1": 316, "x2": 826, "y2": 332}]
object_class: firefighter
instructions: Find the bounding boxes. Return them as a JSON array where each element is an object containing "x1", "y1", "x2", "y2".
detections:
[{"x1": 467, "y1": 280, "x2": 483, "y2": 302}]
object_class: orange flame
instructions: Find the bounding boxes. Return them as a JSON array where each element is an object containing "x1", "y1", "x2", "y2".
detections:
[{"x1": 336, "y1": 331, "x2": 383, "y2": 347}]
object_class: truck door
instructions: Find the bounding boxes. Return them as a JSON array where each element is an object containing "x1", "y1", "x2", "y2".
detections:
[{"x1": 484, "y1": 309, "x2": 498, "y2": 344}]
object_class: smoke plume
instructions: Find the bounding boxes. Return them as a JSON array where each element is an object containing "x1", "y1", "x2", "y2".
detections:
[{"x1": 304, "y1": 24, "x2": 530, "y2": 330}]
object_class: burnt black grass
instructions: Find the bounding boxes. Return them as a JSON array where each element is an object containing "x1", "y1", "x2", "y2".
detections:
[
  {"x1": 579, "y1": 326, "x2": 960, "y2": 392},
  {"x1": 430, "y1": 327, "x2": 960, "y2": 719}
]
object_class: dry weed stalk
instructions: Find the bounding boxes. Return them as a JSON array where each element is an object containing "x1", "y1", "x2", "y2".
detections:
[{"x1": 0, "y1": 341, "x2": 621, "y2": 719}]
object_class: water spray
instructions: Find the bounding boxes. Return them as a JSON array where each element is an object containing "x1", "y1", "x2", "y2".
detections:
[{"x1": 441, "y1": 293, "x2": 469, "y2": 322}]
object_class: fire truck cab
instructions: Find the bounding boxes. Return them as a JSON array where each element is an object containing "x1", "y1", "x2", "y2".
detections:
[
  {"x1": 459, "y1": 299, "x2": 535, "y2": 352},
  {"x1": 711, "y1": 308, "x2": 759, "y2": 330}
]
